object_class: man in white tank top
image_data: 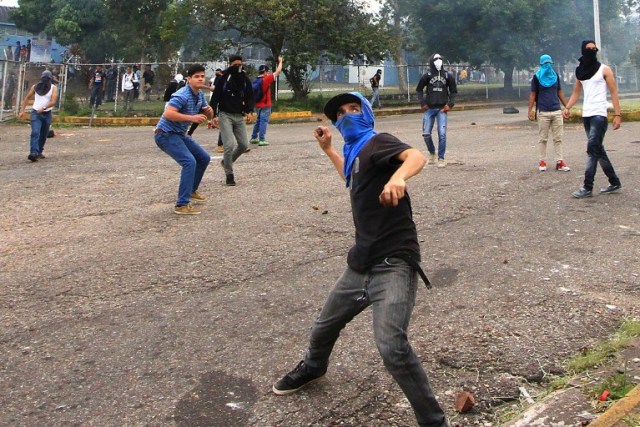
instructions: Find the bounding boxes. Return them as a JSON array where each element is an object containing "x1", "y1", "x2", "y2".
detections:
[
  {"x1": 563, "y1": 40, "x2": 622, "y2": 199},
  {"x1": 19, "y1": 70, "x2": 58, "y2": 162}
]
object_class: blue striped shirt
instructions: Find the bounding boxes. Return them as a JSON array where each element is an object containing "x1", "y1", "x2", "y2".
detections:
[{"x1": 156, "y1": 85, "x2": 208, "y2": 134}]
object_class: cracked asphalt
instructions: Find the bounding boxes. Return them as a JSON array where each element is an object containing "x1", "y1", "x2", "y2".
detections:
[{"x1": 1, "y1": 107, "x2": 639, "y2": 426}]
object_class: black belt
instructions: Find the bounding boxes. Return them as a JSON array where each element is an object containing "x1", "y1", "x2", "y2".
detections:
[{"x1": 387, "y1": 254, "x2": 432, "y2": 289}]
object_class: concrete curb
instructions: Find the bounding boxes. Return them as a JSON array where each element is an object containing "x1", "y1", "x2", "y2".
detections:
[
  {"x1": 53, "y1": 110, "x2": 313, "y2": 126},
  {"x1": 590, "y1": 385, "x2": 640, "y2": 427},
  {"x1": 40, "y1": 105, "x2": 640, "y2": 126}
]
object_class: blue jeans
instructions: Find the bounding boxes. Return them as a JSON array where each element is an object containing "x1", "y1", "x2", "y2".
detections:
[
  {"x1": 422, "y1": 108, "x2": 448, "y2": 159},
  {"x1": 30, "y1": 110, "x2": 52, "y2": 155},
  {"x1": 218, "y1": 111, "x2": 249, "y2": 175},
  {"x1": 582, "y1": 116, "x2": 620, "y2": 191},
  {"x1": 154, "y1": 132, "x2": 210, "y2": 206},
  {"x1": 304, "y1": 258, "x2": 447, "y2": 427},
  {"x1": 251, "y1": 107, "x2": 272, "y2": 141},
  {"x1": 370, "y1": 87, "x2": 381, "y2": 107}
]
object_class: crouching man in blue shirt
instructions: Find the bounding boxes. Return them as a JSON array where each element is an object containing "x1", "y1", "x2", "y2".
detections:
[{"x1": 155, "y1": 64, "x2": 213, "y2": 215}]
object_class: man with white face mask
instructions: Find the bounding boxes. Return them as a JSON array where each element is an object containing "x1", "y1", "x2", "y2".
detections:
[{"x1": 416, "y1": 53, "x2": 457, "y2": 167}]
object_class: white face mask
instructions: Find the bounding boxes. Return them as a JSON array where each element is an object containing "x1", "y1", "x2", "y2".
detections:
[{"x1": 434, "y1": 59, "x2": 443, "y2": 70}]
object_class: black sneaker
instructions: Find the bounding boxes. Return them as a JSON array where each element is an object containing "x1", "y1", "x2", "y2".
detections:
[
  {"x1": 27, "y1": 153, "x2": 38, "y2": 162},
  {"x1": 272, "y1": 361, "x2": 326, "y2": 396},
  {"x1": 572, "y1": 188, "x2": 593, "y2": 199},
  {"x1": 600, "y1": 184, "x2": 621, "y2": 194},
  {"x1": 226, "y1": 174, "x2": 236, "y2": 186}
]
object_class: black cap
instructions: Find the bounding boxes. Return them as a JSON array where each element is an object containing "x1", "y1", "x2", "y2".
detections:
[
  {"x1": 258, "y1": 65, "x2": 269, "y2": 73},
  {"x1": 323, "y1": 93, "x2": 361, "y2": 122}
]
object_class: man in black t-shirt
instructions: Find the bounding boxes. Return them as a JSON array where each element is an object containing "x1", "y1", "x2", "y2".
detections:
[{"x1": 273, "y1": 92, "x2": 449, "y2": 426}]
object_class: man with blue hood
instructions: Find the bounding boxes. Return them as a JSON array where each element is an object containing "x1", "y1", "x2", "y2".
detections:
[
  {"x1": 528, "y1": 54, "x2": 571, "y2": 172},
  {"x1": 273, "y1": 92, "x2": 449, "y2": 426},
  {"x1": 416, "y1": 53, "x2": 457, "y2": 168}
]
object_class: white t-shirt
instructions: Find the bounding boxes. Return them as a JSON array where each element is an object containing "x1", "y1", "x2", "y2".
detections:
[
  {"x1": 33, "y1": 85, "x2": 55, "y2": 112},
  {"x1": 581, "y1": 64, "x2": 608, "y2": 117}
]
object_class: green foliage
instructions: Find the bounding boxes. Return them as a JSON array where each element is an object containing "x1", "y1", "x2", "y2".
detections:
[
  {"x1": 193, "y1": 0, "x2": 394, "y2": 100},
  {"x1": 591, "y1": 373, "x2": 635, "y2": 401},
  {"x1": 61, "y1": 90, "x2": 80, "y2": 115},
  {"x1": 412, "y1": 0, "x2": 630, "y2": 89},
  {"x1": 12, "y1": 0, "x2": 182, "y2": 63},
  {"x1": 566, "y1": 320, "x2": 640, "y2": 374}
]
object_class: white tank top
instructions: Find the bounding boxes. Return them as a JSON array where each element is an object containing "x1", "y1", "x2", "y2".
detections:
[
  {"x1": 580, "y1": 65, "x2": 608, "y2": 117},
  {"x1": 32, "y1": 85, "x2": 55, "y2": 112}
]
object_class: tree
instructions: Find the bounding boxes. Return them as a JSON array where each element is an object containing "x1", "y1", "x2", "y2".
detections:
[
  {"x1": 380, "y1": 0, "x2": 419, "y2": 95},
  {"x1": 411, "y1": 0, "x2": 627, "y2": 90},
  {"x1": 12, "y1": 0, "x2": 183, "y2": 63},
  {"x1": 194, "y1": 0, "x2": 394, "y2": 100}
]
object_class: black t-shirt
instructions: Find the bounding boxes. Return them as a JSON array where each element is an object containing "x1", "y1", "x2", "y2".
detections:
[{"x1": 347, "y1": 133, "x2": 421, "y2": 272}]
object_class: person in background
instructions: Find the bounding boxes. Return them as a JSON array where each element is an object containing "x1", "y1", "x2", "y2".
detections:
[
  {"x1": 528, "y1": 54, "x2": 571, "y2": 172},
  {"x1": 210, "y1": 55, "x2": 255, "y2": 186},
  {"x1": 250, "y1": 55, "x2": 283, "y2": 146},
  {"x1": 416, "y1": 53, "x2": 457, "y2": 168},
  {"x1": 105, "y1": 64, "x2": 118, "y2": 102},
  {"x1": 3, "y1": 72, "x2": 16, "y2": 110},
  {"x1": 164, "y1": 73, "x2": 185, "y2": 103},
  {"x1": 19, "y1": 70, "x2": 58, "y2": 162},
  {"x1": 89, "y1": 64, "x2": 106, "y2": 109},
  {"x1": 369, "y1": 68, "x2": 382, "y2": 108},
  {"x1": 143, "y1": 64, "x2": 155, "y2": 101},
  {"x1": 121, "y1": 66, "x2": 136, "y2": 112},
  {"x1": 132, "y1": 65, "x2": 141, "y2": 99},
  {"x1": 564, "y1": 40, "x2": 622, "y2": 199}
]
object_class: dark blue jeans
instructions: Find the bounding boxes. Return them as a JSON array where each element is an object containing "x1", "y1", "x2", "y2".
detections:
[
  {"x1": 29, "y1": 110, "x2": 52, "y2": 155},
  {"x1": 304, "y1": 258, "x2": 447, "y2": 427},
  {"x1": 89, "y1": 85, "x2": 103, "y2": 107},
  {"x1": 582, "y1": 116, "x2": 621, "y2": 191},
  {"x1": 154, "y1": 132, "x2": 210, "y2": 206}
]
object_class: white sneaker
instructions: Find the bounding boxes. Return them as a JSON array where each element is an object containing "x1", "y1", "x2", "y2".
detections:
[
  {"x1": 437, "y1": 159, "x2": 446, "y2": 168},
  {"x1": 427, "y1": 153, "x2": 436, "y2": 165}
]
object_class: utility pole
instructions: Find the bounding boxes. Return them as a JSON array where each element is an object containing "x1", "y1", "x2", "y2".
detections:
[{"x1": 593, "y1": 0, "x2": 602, "y2": 55}]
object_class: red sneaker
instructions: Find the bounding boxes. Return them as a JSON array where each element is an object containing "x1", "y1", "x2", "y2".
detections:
[
  {"x1": 556, "y1": 160, "x2": 571, "y2": 172},
  {"x1": 538, "y1": 160, "x2": 547, "y2": 171}
]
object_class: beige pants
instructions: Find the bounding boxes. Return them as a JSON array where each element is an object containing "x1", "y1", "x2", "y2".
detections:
[{"x1": 537, "y1": 110, "x2": 564, "y2": 162}]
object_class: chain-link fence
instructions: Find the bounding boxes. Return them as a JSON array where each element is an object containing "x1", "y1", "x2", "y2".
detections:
[{"x1": 2, "y1": 60, "x2": 639, "y2": 121}]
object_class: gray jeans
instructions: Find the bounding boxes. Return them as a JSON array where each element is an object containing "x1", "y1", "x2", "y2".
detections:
[
  {"x1": 218, "y1": 111, "x2": 249, "y2": 175},
  {"x1": 304, "y1": 258, "x2": 448, "y2": 427}
]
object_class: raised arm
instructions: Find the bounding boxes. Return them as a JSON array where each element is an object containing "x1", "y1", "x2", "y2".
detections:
[
  {"x1": 273, "y1": 56, "x2": 284, "y2": 77},
  {"x1": 379, "y1": 148, "x2": 426, "y2": 207},
  {"x1": 314, "y1": 126, "x2": 345, "y2": 181}
]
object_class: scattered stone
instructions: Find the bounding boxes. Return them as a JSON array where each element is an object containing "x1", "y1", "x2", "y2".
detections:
[{"x1": 455, "y1": 391, "x2": 476, "y2": 413}]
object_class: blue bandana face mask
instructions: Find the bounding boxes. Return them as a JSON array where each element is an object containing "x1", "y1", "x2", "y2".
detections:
[
  {"x1": 335, "y1": 112, "x2": 373, "y2": 143},
  {"x1": 333, "y1": 94, "x2": 377, "y2": 187}
]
